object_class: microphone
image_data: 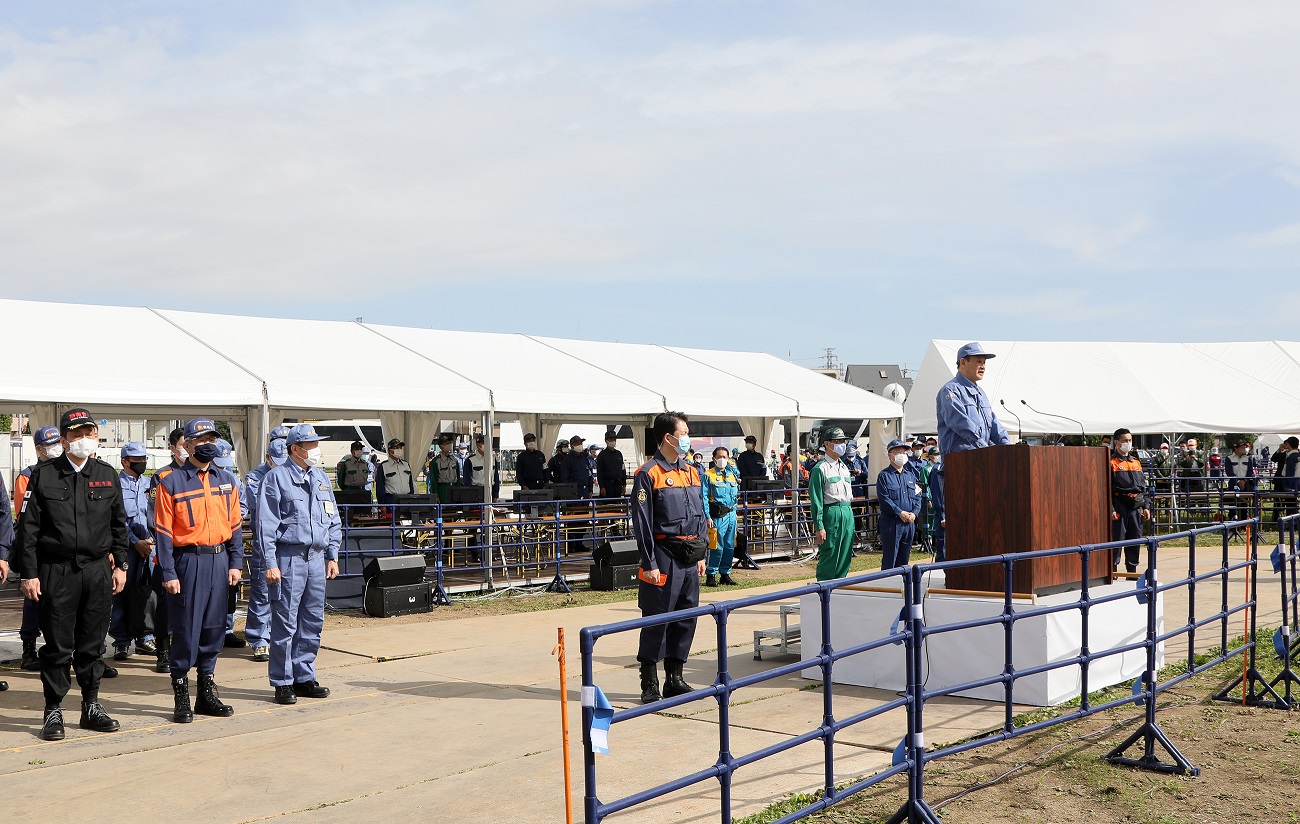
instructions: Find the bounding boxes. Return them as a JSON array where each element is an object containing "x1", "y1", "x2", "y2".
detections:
[
  {"x1": 1020, "y1": 400, "x2": 1086, "y2": 441},
  {"x1": 999, "y1": 399, "x2": 1023, "y2": 442}
]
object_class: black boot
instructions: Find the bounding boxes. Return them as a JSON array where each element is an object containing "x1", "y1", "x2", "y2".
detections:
[
  {"x1": 719, "y1": 574, "x2": 737, "y2": 586},
  {"x1": 155, "y1": 644, "x2": 170, "y2": 674},
  {"x1": 79, "y1": 700, "x2": 120, "y2": 733},
  {"x1": 292, "y1": 680, "x2": 330, "y2": 699},
  {"x1": 21, "y1": 641, "x2": 39, "y2": 671},
  {"x1": 194, "y1": 674, "x2": 234, "y2": 717},
  {"x1": 274, "y1": 685, "x2": 297, "y2": 705},
  {"x1": 172, "y1": 677, "x2": 194, "y2": 724},
  {"x1": 663, "y1": 659, "x2": 694, "y2": 698},
  {"x1": 639, "y1": 662, "x2": 661, "y2": 704},
  {"x1": 41, "y1": 706, "x2": 65, "y2": 741},
  {"x1": 705, "y1": 573, "x2": 719, "y2": 587}
]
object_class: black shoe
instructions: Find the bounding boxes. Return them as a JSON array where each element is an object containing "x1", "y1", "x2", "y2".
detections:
[
  {"x1": 274, "y1": 685, "x2": 298, "y2": 705},
  {"x1": 194, "y1": 674, "x2": 234, "y2": 717},
  {"x1": 639, "y1": 663, "x2": 661, "y2": 704},
  {"x1": 113, "y1": 646, "x2": 131, "y2": 661},
  {"x1": 292, "y1": 680, "x2": 330, "y2": 699},
  {"x1": 172, "y1": 678, "x2": 193, "y2": 724},
  {"x1": 155, "y1": 649, "x2": 170, "y2": 674},
  {"x1": 662, "y1": 659, "x2": 694, "y2": 698},
  {"x1": 0, "y1": 680, "x2": 7, "y2": 691},
  {"x1": 705, "y1": 574, "x2": 719, "y2": 587},
  {"x1": 21, "y1": 642, "x2": 39, "y2": 671},
  {"x1": 223, "y1": 634, "x2": 247, "y2": 649},
  {"x1": 719, "y1": 574, "x2": 737, "y2": 586},
  {"x1": 102, "y1": 665, "x2": 118, "y2": 679},
  {"x1": 79, "y1": 701, "x2": 120, "y2": 733},
  {"x1": 42, "y1": 707, "x2": 65, "y2": 741},
  {"x1": 135, "y1": 640, "x2": 157, "y2": 656}
]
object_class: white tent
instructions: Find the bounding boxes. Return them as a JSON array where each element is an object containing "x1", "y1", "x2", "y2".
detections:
[{"x1": 906, "y1": 340, "x2": 1300, "y2": 436}]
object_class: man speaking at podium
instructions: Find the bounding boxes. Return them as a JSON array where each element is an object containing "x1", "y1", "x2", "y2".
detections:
[{"x1": 936, "y1": 342, "x2": 1011, "y2": 456}]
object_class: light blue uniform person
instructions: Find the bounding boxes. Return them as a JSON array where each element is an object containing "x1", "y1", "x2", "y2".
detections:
[
  {"x1": 109, "y1": 442, "x2": 155, "y2": 652},
  {"x1": 701, "y1": 459, "x2": 741, "y2": 580},
  {"x1": 241, "y1": 438, "x2": 289, "y2": 656},
  {"x1": 936, "y1": 341, "x2": 1011, "y2": 456},
  {"x1": 255, "y1": 424, "x2": 342, "y2": 702},
  {"x1": 209, "y1": 439, "x2": 248, "y2": 642}
]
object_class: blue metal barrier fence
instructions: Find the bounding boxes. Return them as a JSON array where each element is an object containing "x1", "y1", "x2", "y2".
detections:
[{"x1": 577, "y1": 516, "x2": 1298, "y2": 823}]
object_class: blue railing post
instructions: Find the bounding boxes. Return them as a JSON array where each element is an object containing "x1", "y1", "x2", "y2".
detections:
[
  {"x1": 1079, "y1": 546, "x2": 1091, "y2": 712},
  {"x1": 818, "y1": 586, "x2": 836, "y2": 805},
  {"x1": 716, "y1": 608, "x2": 734, "y2": 824},
  {"x1": 580, "y1": 628, "x2": 599, "y2": 824},
  {"x1": 1002, "y1": 558, "x2": 1015, "y2": 733}
]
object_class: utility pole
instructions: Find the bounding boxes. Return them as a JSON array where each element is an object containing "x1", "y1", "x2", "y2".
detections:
[{"x1": 822, "y1": 347, "x2": 837, "y2": 370}]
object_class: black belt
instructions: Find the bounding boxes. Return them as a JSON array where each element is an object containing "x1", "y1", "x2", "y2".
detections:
[{"x1": 174, "y1": 545, "x2": 225, "y2": 555}]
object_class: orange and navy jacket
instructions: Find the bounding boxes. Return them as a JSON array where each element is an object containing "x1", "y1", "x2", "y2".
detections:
[
  {"x1": 630, "y1": 451, "x2": 707, "y2": 569},
  {"x1": 153, "y1": 460, "x2": 243, "y2": 582},
  {"x1": 1109, "y1": 451, "x2": 1149, "y2": 512},
  {"x1": 12, "y1": 464, "x2": 36, "y2": 520}
]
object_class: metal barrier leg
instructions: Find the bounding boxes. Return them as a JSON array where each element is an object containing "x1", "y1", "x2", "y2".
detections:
[
  {"x1": 1106, "y1": 539, "x2": 1200, "y2": 776},
  {"x1": 1211, "y1": 522, "x2": 1290, "y2": 709},
  {"x1": 885, "y1": 567, "x2": 943, "y2": 824}
]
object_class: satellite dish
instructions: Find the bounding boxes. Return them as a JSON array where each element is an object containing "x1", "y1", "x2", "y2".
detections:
[{"x1": 882, "y1": 383, "x2": 907, "y2": 404}]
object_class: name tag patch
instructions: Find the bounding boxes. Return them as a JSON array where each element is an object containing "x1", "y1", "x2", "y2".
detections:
[
  {"x1": 88, "y1": 480, "x2": 113, "y2": 488},
  {"x1": 324, "y1": 501, "x2": 336, "y2": 515}
]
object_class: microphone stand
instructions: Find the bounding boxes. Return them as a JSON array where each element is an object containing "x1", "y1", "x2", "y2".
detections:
[
  {"x1": 1020, "y1": 400, "x2": 1087, "y2": 443},
  {"x1": 999, "y1": 399, "x2": 1023, "y2": 442}
]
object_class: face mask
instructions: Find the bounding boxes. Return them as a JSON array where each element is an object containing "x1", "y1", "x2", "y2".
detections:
[
  {"x1": 714, "y1": 458, "x2": 728, "y2": 469},
  {"x1": 526, "y1": 443, "x2": 537, "y2": 451},
  {"x1": 606, "y1": 442, "x2": 616, "y2": 449},
  {"x1": 831, "y1": 443, "x2": 847, "y2": 457},
  {"x1": 67, "y1": 437, "x2": 98, "y2": 460},
  {"x1": 1118, "y1": 442, "x2": 1132, "y2": 455},
  {"x1": 392, "y1": 448, "x2": 405, "y2": 460},
  {"x1": 912, "y1": 449, "x2": 923, "y2": 458},
  {"x1": 193, "y1": 442, "x2": 223, "y2": 463},
  {"x1": 42, "y1": 443, "x2": 64, "y2": 460},
  {"x1": 892, "y1": 453, "x2": 908, "y2": 467},
  {"x1": 175, "y1": 447, "x2": 189, "y2": 461},
  {"x1": 931, "y1": 458, "x2": 941, "y2": 469},
  {"x1": 351, "y1": 450, "x2": 363, "y2": 459},
  {"x1": 559, "y1": 445, "x2": 569, "y2": 453},
  {"x1": 128, "y1": 461, "x2": 147, "y2": 475},
  {"x1": 674, "y1": 435, "x2": 691, "y2": 456},
  {"x1": 304, "y1": 446, "x2": 323, "y2": 467}
]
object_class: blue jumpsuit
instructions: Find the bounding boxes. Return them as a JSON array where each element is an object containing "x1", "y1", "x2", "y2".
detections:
[
  {"x1": 241, "y1": 460, "x2": 277, "y2": 649},
  {"x1": 876, "y1": 465, "x2": 922, "y2": 569},
  {"x1": 701, "y1": 463, "x2": 740, "y2": 576},
  {"x1": 255, "y1": 461, "x2": 342, "y2": 688},
  {"x1": 109, "y1": 469, "x2": 155, "y2": 649},
  {"x1": 929, "y1": 466, "x2": 946, "y2": 562},
  {"x1": 936, "y1": 373, "x2": 1010, "y2": 455}
]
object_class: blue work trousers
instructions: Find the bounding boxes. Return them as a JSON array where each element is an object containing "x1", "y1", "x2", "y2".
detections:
[
  {"x1": 243, "y1": 549, "x2": 271, "y2": 648},
  {"x1": 879, "y1": 514, "x2": 915, "y2": 570},
  {"x1": 166, "y1": 550, "x2": 230, "y2": 678},
  {"x1": 706, "y1": 511, "x2": 737, "y2": 576},
  {"x1": 636, "y1": 544, "x2": 699, "y2": 665},
  {"x1": 268, "y1": 547, "x2": 326, "y2": 687}
]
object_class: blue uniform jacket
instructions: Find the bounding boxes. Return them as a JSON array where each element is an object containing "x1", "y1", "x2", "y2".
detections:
[
  {"x1": 876, "y1": 466, "x2": 922, "y2": 521},
  {"x1": 701, "y1": 464, "x2": 741, "y2": 513},
  {"x1": 559, "y1": 450, "x2": 594, "y2": 498},
  {"x1": 0, "y1": 473, "x2": 12, "y2": 563},
  {"x1": 460, "y1": 452, "x2": 502, "y2": 499},
  {"x1": 842, "y1": 454, "x2": 870, "y2": 485},
  {"x1": 118, "y1": 469, "x2": 152, "y2": 545},
  {"x1": 153, "y1": 462, "x2": 244, "y2": 582},
  {"x1": 255, "y1": 461, "x2": 343, "y2": 568},
  {"x1": 936, "y1": 373, "x2": 1010, "y2": 455},
  {"x1": 736, "y1": 450, "x2": 767, "y2": 479},
  {"x1": 244, "y1": 460, "x2": 275, "y2": 559}
]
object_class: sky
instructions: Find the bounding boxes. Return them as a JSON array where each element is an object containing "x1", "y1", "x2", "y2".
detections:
[{"x1": 2, "y1": 1, "x2": 1298, "y2": 373}]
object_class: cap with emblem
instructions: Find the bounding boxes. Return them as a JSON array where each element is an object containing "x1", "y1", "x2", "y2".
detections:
[
  {"x1": 269, "y1": 425, "x2": 292, "y2": 442},
  {"x1": 886, "y1": 438, "x2": 909, "y2": 452},
  {"x1": 267, "y1": 438, "x2": 289, "y2": 466},
  {"x1": 523, "y1": 433, "x2": 537, "y2": 443},
  {"x1": 59, "y1": 407, "x2": 96, "y2": 434},
  {"x1": 184, "y1": 417, "x2": 218, "y2": 439},
  {"x1": 926, "y1": 446, "x2": 940, "y2": 458},
  {"x1": 821, "y1": 426, "x2": 846, "y2": 442},
  {"x1": 34, "y1": 425, "x2": 61, "y2": 446},
  {"x1": 287, "y1": 424, "x2": 328, "y2": 446},
  {"x1": 604, "y1": 431, "x2": 618, "y2": 441},
  {"x1": 956, "y1": 342, "x2": 996, "y2": 363},
  {"x1": 438, "y1": 433, "x2": 454, "y2": 444},
  {"x1": 569, "y1": 435, "x2": 584, "y2": 446},
  {"x1": 744, "y1": 435, "x2": 757, "y2": 443},
  {"x1": 212, "y1": 439, "x2": 236, "y2": 469},
  {"x1": 120, "y1": 442, "x2": 148, "y2": 458},
  {"x1": 387, "y1": 438, "x2": 405, "y2": 450}
]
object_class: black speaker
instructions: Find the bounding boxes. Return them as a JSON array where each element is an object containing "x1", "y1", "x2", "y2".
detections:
[
  {"x1": 363, "y1": 554, "x2": 426, "y2": 587},
  {"x1": 364, "y1": 581, "x2": 433, "y2": 617},
  {"x1": 592, "y1": 539, "x2": 640, "y2": 567},
  {"x1": 588, "y1": 564, "x2": 639, "y2": 591}
]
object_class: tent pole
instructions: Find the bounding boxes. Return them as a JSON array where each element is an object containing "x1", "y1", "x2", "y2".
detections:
[
  {"x1": 792, "y1": 413, "x2": 802, "y2": 554},
  {"x1": 483, "y1": 408, "x2": 496, "y2": 592}
]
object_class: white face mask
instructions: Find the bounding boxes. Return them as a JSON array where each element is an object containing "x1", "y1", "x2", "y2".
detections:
[
  {"x1": 42, "y1": 443, "x2": 64, "y2": 460},
  {"x1": 175, "y1": 447, "x2": 189, "y2": 461},
  {"x1": 831, "y1": 442, "x2": 847, "y2": 457},
  {"x1": 892, "y1": 452, "x2": 908, "y2": 467},
  {"x1": 304, "y1": 446, "x2": 323, "y2": 467},
  {"x1": 67, "y1": 436, "x2": 97, "y2": 460},
  {"x1": 526, "y1": 443, "x2": 537, "y2": 451},
  {"x1": 714, "y1": 458, "x2": 728, "y2": 469},
  {"x1": 351, "y1": 450, "x2": 363, "y2": 459},
  {"x1": 392, "y1": 448, "x2": 405, "y2": 461},
  {"x1": 1118, "y1": 442, "x2": 1132, "y2": 454}
]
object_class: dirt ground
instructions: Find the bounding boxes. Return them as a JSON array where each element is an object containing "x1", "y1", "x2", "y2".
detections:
[{"x1": 749, "y1": 655, "x2": 1300, "y2": 824}]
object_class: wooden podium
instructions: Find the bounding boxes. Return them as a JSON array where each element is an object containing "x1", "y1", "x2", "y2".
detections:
[{"x1": 944, "y1": 445, "x2": 1112, "y2": 595}]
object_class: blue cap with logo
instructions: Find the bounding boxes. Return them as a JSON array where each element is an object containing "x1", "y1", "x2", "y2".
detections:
[
  {"x1": 120, "y1": 441, "x2": 148, "y2": 458},
  {"x1": 886, "y1": 438, "x2": 910, "y2": 451},
  {"x1": 212, "y1": 438, "x2": 236, "y2": 469},
  {"x1": 956, "y1": 342, "x2": 996, "y2": 363},
  {"x1": 267, "y1": 438, "x2": 288, "y2": 466},
  {"x1": 286, "y1": 423, "x2": 328, "y2": 446},
  {"x1": 269, "y1": 425, "x2": 292, "y2": 442},
  {"x1": 184, "y1": 417, "x2": 219, "y2": 439},
  {"x1": 34, "y1": 425, "x2": 61, "y2": 447}
]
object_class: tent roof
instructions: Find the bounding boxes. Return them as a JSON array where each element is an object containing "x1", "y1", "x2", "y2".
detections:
[{"x1": 906, "y1": 339, "x2": 1300, "y2": 435}]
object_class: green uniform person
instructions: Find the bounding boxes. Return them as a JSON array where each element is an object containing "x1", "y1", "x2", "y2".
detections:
[{"x1": 809, "y1": 427, "x2": 856, "y2": 581}]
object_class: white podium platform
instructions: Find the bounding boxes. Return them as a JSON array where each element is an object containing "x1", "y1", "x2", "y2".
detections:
[{"x1": 801, "y1": 572, "x2": 1163, "y2": 706}]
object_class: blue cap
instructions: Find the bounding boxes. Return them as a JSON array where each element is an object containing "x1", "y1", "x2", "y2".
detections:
[
  {"x1": 269, "y1": 425, "x2": 292, "y2": 442},
  {"x1": 33, "y1": 425, "x2": 60, "y2": 447},
  {"x1": 267, "y1": 438, "x2": 288, "y2": 466},
  {"x1": 286, "y1": 423, "x2": 328, "y2": 446},
  {"x1": 956, "y1": 342, "x2": 996, "y2": 363},
  {"x1": 886, "y1": 439, "x2": 909, "y2": 451},
  {"x1": 120, "y1": 441, "x2": 148, "y2": 458},
  {"x1": 184, "y1": 417, "x2": 219, "y2": 439},
  {"x1": 212, "y1": 438, "x2": 235, "y2": 468}
]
